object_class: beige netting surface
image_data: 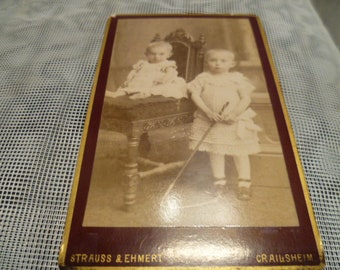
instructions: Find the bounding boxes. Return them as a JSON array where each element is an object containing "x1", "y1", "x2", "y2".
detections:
[{"x1": 0, "y1": 1, "x2": 339, "y2": 269}]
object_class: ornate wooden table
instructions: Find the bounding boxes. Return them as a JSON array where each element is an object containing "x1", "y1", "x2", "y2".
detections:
[{"x1": 101, "y1": 96, "x2": 196, "y2": 210}]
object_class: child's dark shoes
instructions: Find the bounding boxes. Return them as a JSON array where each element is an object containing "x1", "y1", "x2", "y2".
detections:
[
  {"x1": 237, "y1": 179, "x2": 252, "y2": 201},
  {"x1": 237, "y1": 186, "x2": 251, "y2": 200},
  {"x1": 205, "y1": 178, "x2": 227, "y2": 196}
]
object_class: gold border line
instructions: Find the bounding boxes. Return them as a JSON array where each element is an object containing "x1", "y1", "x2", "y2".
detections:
[
  {"x1": 58, "y1": 17, "x2": 113, "y2": 267},
  {"x1": 255, "y1": 16, "x2": 325, "y2": 268},
  {"x1": 62, "y1": 264, "x2": 324, "y2": 270}
]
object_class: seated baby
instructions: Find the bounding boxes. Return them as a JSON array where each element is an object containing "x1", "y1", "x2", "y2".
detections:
[{"x1": 106, "y1": 41, "x2": 187, "y2": 99}]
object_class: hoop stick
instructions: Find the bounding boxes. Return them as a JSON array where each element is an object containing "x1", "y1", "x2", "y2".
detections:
[{"x1": 160, "y1": 102, "x2": 229, "y2": 204}]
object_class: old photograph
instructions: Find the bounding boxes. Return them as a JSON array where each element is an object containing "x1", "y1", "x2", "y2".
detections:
[{"x1": 82, "y1": 16, "x2": 299, "y2": 227}]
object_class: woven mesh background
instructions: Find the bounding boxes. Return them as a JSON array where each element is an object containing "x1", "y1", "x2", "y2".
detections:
[{"x1": 0, "y1": 0, "x2": 339, "y2": 269}]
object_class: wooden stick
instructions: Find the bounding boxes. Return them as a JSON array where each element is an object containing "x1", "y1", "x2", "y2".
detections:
[
  {"x1": 139, "y1": 161, "x2": 185, "y2": 179},
  {"x1": 160, "y1": 102, "x2": 229, "y2": 202}
]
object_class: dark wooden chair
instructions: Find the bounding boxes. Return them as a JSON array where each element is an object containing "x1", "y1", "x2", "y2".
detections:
[{"x1": 101, "y1": 29, "x2": 206, "y2": 210}]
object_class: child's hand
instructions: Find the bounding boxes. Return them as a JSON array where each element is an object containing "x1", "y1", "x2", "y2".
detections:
[
  {"x1": 154, "y1": 76, "x2": 172, "y2": 85},
  {"x1": 206, "y1": 110, "x2": 223, "y2": 122},
  {"x1": 222, "y1": 112, "x2": 237, "y2": 124},
  {"x1": 153, "y1": 78, "x2": 164, "y2": 85},
  {"x1": 121, "y1": 81, "x2": 129, "y2": 87}
]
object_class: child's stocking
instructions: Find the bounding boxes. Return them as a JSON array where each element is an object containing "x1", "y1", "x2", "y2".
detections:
[
  {"x1": 233, "y1": 155, "x2": 252, "y2": 200},
  {"x1": 209, "y1": 153, "x2": 226, "y2": 179},
  {"x1": 233, "y1": 155, "x2": 251, "y2": 182},
  {"x1": 206, "y1": 152, "x2": 227, "y2": 196}
]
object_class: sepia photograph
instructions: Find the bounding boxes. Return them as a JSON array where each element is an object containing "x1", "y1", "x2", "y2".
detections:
[
  {"x1": 82, "y1": 16, "x2": 299, "y2": 228},
  {"x1": 59, "y1": 15, "x2": 323, "y2": 269}
]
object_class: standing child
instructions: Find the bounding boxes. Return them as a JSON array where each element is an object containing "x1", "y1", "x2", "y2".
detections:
[
  {"x1": 106, "y1": 41, "x2": 187, "y2": 99},
  {"x1": 188, "y1": 49, "x2": 261, "y2": 200}
]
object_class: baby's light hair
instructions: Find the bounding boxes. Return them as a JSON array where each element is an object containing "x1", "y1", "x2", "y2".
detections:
[
  {"x1": 145, "y1": 41, "x2": 173, "y2": 54},
  {"x1": 205, "y1": 49, "x2": 235, "y2": 61}
]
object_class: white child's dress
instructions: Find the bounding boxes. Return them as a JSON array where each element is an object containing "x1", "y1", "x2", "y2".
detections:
[
  {"x1": 109, "y1": 60, "x2": 187, "y2": 99},
  {"x1": 188, "y1": 72, "x2": 262, "y2": 156}
]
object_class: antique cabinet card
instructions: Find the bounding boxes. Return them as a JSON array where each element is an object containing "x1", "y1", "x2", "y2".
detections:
[{"x1": 59, "y1": 15, "x2": 324, "y2": 269}]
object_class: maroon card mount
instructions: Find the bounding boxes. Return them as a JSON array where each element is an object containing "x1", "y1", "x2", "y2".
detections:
[{"x1": 59, "y1": 14, "x2": 324, "y2": 270}]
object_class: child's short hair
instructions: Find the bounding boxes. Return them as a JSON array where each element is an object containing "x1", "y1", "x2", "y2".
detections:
[
  {"x1": 145, "y1": 41, "x2": 173, "y2": 54},
  {"x1": 205, "y1": 49, "x2": 235, "y2": 61}
]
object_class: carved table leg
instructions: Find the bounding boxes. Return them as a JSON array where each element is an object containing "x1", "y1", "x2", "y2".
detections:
[{"x1": 122, "y1": 136, "x2": 140, "y2": 211}]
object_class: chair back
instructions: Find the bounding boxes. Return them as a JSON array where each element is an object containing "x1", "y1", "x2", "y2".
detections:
[{"x1": 152, "y1": 29, "x2": 206, "y2": 82}]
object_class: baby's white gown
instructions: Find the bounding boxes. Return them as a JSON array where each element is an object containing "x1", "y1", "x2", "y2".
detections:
[{"x1": 107, "y1": 60, "x2": 187, "y2": 99}]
